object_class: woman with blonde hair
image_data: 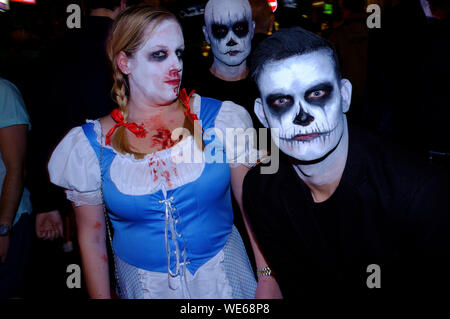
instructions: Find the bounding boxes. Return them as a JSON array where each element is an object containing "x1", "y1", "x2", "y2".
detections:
[{"x1": 48, "y1": 5, "x2": 279, "y2": 299}]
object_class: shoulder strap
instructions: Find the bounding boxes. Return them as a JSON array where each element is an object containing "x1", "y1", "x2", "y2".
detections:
[
  {"x1": 81, "y1": 122, "x2": 101, "y2": 164},
  {"x1": 199, "y1": 96, "x2": 223, "y2": 131}
]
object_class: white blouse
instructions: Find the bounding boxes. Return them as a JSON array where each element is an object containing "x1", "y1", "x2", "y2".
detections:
[{"x1": 48, "y1": 94, "x2": 259, "y2": 207}]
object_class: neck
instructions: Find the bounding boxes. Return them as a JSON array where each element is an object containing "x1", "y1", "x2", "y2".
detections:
[
  {"x1": 210, "y1": 58, "x2": 248, "y2": 81},
  {"x1": 292, "y1": 119, "x2": 349, "y2": 203},
  {"x1": 127, "y1": 96, "x2": 180, "y2": 122}
]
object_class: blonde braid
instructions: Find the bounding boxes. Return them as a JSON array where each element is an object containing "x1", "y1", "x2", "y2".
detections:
[{"x1": 110, "y1": 68, "x2": 146, "y2": 158}]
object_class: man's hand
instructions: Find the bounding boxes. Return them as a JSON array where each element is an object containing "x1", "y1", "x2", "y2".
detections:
[
  {"x1": 0, "y1": 235, "x2": 10, "y2": 263},
  {"x1": 36, "y1": 210, "x2": 63, "y2": 240}
]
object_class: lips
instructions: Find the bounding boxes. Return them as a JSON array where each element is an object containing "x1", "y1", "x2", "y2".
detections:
[
  {"x1": 227, "y1": 50, "x2": 241, "y2": 56},
  {"x1": 165, "y1": 78, "x2": 180, "y2": 86},
  {"x1": 292, "y1": 133, "x2": 323, "y2": 141}
]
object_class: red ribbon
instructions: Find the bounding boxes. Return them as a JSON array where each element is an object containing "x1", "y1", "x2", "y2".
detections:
[
  {"x1": 179, "y1": 89, "x2": 198, "y2": 121},
  {"x1": 179, "y1": 88, "x2": 206, "y2": 135},
  {"x1": 105, "y1": 109, "x2": 147, "y2": 145}
]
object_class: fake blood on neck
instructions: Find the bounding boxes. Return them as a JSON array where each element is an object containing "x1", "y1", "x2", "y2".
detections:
[{"x1": 140, "y1": 113, "x2": 178, "y2": 151}]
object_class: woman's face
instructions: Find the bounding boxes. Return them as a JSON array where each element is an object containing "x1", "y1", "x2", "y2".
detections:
[{"x1": 127, "y1": 19, "x2": 185, "y2": 106}]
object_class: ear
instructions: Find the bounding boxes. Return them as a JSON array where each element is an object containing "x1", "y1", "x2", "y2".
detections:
[
  {"x1": 202, "y1": 25, "x2": 211, "y2": 45},
  {"x1": 254, "y1": 98, "x2": 269, "y2": 128},
  {"x1": 117, "y1": 51, "x2": 130, "y2": 75},
  {"x1": 340, "y1": 78, "x2": 352, "y2": 113}
]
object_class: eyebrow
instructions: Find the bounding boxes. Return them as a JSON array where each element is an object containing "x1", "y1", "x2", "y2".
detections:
[
  {"x1": 148, "y1": 45, "x2": 185, "y2": 51},
  {"x1": 212, "y1": 18, "x2": 248, "y2": 27},
  {"x1": 304, "y1": 81, "x2": 334, "y2": 96}
]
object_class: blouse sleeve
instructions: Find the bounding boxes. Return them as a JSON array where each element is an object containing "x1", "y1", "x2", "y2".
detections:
[
  {"x1": 48, "y1": 126, "x2": 102, "y2": 206},
  {"x1": 214, "y1": 101, "x2": 260, "y2": 168}
]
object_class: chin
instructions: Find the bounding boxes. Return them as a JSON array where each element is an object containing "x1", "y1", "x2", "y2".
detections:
[
  {"x1": 278, "y1": 135, "x2": 340, "y2": 162},
  {"x1": 282, "y1": 145, "x2": 329, "y2": 162},
  {"x1": 220, "y1": 55, "x2": 246, "y2": 67}
]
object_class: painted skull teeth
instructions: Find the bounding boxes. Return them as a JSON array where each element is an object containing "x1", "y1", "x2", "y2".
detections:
[{"x1": 279, "y1": 121, "x2": 338, "y2": 141}]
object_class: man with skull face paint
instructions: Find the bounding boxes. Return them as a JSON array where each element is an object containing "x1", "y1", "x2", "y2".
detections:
[
  {"x1": 203, "y1": 0, "x2": 254, "y2": 76},
  {"x1": 243, "y1": 27, "x2": 450, "y2": 300},
  {"x1": 184, "y1": 0, "x2": 261, "y2": 128}
]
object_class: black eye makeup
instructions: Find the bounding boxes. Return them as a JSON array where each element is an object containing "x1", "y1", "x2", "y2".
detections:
[
  {"x1": 266, "y1": 94, "x2": 295, "y2": 114},
  {"x1": 304, "y1": 82, "x2": 334, "y2": 107},
  {"x1": 211, "y1": 19, "x2": 249, "y2": 39},
  {"x1": 232, "y1": 20, "x2": 249, "y2": 38},
  {"x1": 211, "y1": 24, "x2": 229, "y2": 39},
  {"x1": 175, "y1": 48, "x2": 184, "y2": 60},
  {"x1": 149, "y1": 50, "x2": 168, "y2": 61},
  {"x1": 148, "y1": 47, "x2": 184, "y2": 62}
]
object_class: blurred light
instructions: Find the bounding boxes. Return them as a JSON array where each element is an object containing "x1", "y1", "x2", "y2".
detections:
[
  {"x1": 312, "y1": 1, "x2": 325, "y2": 7},
  {"x1": 302, "y1": 14, "x2": 308, "y2": 18},
  {"x1": 267, "y1": 0, "x2": 277, "y2": 12},
  {"x1": 201, "y1": 42, "x2": 210, "y2": 58},
  {"x1": 324, "y1": 3, "x2": 333, "y2": 14},
  {"x1": 0, "y1": 0, "x2": 9, "y2": 12},
  {"x1": 283, "y1": 0, "x2": 297, "y2": 8},
  {"x1": 11, "y1": 0, "x2": 36, "y2": 3}
]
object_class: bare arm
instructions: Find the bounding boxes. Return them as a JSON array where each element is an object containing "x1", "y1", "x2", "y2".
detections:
[
  {"x1": 73, "y1": 204, "x2": 111, "y2": 299},
  {"x1": 0, "y1": 124, "x2": 27, "y2": 226},
  {"x1": 230, "y1": 165, "x2": 283, "y2": 299},
  {"x1": 0, "y1": 124, "x2": 27, "y2": 262}
]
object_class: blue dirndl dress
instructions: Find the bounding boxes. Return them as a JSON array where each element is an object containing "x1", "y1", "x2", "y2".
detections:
[{"x1": 80, "y1": 96, "x2": 257, "y2": 298}]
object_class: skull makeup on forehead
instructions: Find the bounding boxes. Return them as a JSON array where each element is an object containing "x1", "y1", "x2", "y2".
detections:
[
  {"x1": 251, "y1": 28, "x2": 352, "y2": 162},
  {"x1": 203, "y1": 0, "x2": 255, "y2": 67}
]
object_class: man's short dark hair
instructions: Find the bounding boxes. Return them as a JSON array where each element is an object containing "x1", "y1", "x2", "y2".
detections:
[
  {"x1": 86, "y1": 0, "x2": 122, "y2": 11},
  {"x1": 250, "y1": 27, "x2": 341, "y2": 83}
]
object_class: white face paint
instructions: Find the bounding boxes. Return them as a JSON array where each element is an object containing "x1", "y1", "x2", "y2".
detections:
[
  {"x1": 127, "y1": 19, "x2": 184, "y2": 106},
  {"x1": 256, "y1": 50, "x2": 350, "y2": 162},
  {"x1": 203, "y1": 0, "x2": 254, "y2": 67}
]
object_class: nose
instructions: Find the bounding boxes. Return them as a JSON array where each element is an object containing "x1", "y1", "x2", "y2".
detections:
[
  {"x1": 169, "y1": 52, "x2": 182, "y2": 73},
  {"x1": 226, "y1": 38, "x2": 238, "y2": 46},
  {"x1": 293, "y1": 106, "x2": 315, "y2": 126}
]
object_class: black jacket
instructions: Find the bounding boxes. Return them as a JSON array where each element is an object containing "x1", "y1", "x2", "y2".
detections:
[{"x1": 243, "y1": 126, "x2": 450, "y2": 301}]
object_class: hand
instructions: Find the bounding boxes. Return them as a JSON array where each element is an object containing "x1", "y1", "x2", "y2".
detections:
[
  {"x1": 254, "y1": 276, "x2": 283, "y2": 299},
  {"x1": 0, "y1": 235, "x2": 10, "y2": 263},
  {"x1": 36, "y1": 210, "x2": 63, "y2": 240}
]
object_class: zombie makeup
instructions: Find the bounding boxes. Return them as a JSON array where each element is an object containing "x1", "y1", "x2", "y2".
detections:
[
  {"x1": 127, "y1": 19, "x2": 185, "y2": 106},
  {"x1": 255, "y1": 50, "x2": 350, "y2": 162},
  {"x1": 204, "y1": 0, "x2": 254, "y2": 67}
]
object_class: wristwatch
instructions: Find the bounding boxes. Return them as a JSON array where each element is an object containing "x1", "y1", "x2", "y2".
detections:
[
  {"x1": 256, "y1": 266, "x2": 273, "y2": 277},
  {"x1": 0, "y1": 224, "x2": 11, "y2": 236}
]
